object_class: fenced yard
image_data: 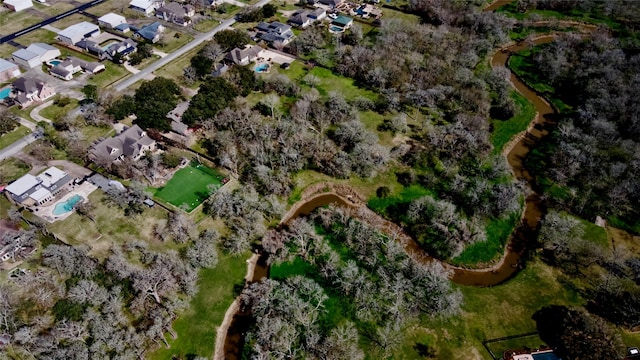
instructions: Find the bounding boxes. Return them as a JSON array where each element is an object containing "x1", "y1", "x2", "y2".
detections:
[{"x1": 152, "y1": 162, "x2": 224, "y2": 212}]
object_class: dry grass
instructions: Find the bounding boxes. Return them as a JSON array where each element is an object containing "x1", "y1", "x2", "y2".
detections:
[
  {"x1": 0, "y1": 11, "x2": 43, "y2": 36},
  {"x1": 85, "y1": 0, "x2": 131, "y2": 17},
  {"x1": 48, "y1": 13, "x2": 87, "y2": 31}
]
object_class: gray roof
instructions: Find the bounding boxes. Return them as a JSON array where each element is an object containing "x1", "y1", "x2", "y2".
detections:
[
  {"x1": 12, "y1": 49, "x2": 39, "y2": 61},
  {"x1": 0, "y1": 58, "x2": 18, "y2": 72},
  {"x1": 256, "y1": 21, "x2": 294, "y2": 43},
  {"x1": 5, "y1": 174, "x2": 40, "y2": 196},
  {"x1": 58, "y1": 22, "x2": 100, "y2": 40},
  {"x1": 12, "y1": 77, "x2": 39, "y2": 93},
  {"x1": 25, "y1": 43, "x2": 58, "y2": 56},
  {"x1": 92, "y1": 125, "x2": 155, "y2": 161},
  {"x1": 224, "y1": 46, "x2": 263, "y2": 64}
]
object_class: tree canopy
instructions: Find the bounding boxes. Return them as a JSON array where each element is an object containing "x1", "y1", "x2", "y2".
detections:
[
  {"x1": 213, "y1": 29, "x2": 251, "y2": 51},
  {"x1": 132, "y1": 77, "x2": 182, "y2": 131},
  {"x1": 182, "y1": 77, "x2": 238, "y2": 125}
]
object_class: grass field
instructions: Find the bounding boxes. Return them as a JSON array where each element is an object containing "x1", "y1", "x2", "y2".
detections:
[
  {"x1": 490, "y1": 91, "x2": 536, "y2": 154},
  {"x1": 148, "y1": 252, "x2": 248, "y2": 360},
  {"x1": 0, "y1": 158, "x2": 31, "y2": 183},
  {"x1": 40, "y1": 98, "x2": 79, "y2": 122},
  {"x1": 88, "y1": 62, "x2": 130, "y2": 88},
  {"x1": 452, "y1": 211, "x2": 520, "y2": 266},
  {"x1": 0, "y1": 125, "x2": 31, "y2": 150},
  {"x1": 153, "y1": 164, "x2": 223, "y2": 212}
]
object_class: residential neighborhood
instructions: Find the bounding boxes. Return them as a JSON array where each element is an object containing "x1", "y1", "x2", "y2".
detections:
[{"x1": 3, "y1": 0, "x2": 637, "y2": 360}]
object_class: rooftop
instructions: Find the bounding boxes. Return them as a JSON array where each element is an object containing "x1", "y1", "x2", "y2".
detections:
[
  {"x1": 37, "y1": 167, "x2": 68, "y2": 188},
  {"x1": 0, "y1": 58, "x2": 18, "y2": 72},
  {"x1": 5, "y1": 174, "x2": 40, "y2": 196},
  {"x1": 58, "y1": 22, "x2": 100, "y2": 39},
  {"x1": 12, "y1": 48, "x2": 39, "y2": 61}
]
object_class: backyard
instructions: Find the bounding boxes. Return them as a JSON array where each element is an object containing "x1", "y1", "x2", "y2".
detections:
[{"x1": 152, "y1": 163, "x2": 224, "y2": 212}]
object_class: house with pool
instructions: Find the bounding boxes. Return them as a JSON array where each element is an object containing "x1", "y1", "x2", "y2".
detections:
[{"x1": 4, "y1": 167, "x2": 71, "y2": 206}]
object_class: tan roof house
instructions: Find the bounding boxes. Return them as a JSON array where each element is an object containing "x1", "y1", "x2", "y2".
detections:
[
  {"x1": 91, "y1": 125, "x2": 156, "y2": 164},
  {"x1": 11, "y1": 77, "x2": 55, "y2": 108},
  {"x1": 156, "y1": 2, "x2": 195, "y2": 26}
]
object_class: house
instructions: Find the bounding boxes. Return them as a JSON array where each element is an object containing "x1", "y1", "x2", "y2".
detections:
[
  {"x1": 25, "y1": 43, "x2": 61, "y2": 63},
  {"x1": 76, "y1": 39, "x2": 104, "y2": 56},
  {"x1": 211, "y1": 63, "x2": 228, "y2": 77},
  {"x1": 49, "y1": 57, "x2": 105, "y2": 81},
  {"x1": 0, "y1": 59, "x2": 20, "y2": 82},
  {"x1": 91, "y1": 125, "x2": 156, "y2": 164},
  {"x1": 318, "y1": 0, "x2": 343, "y2": 8},
  {"x1": 156, "y1": 2, "x2": 195, "y2": 26},
  {"x1": 56, "y1": 21, "x2": 101, "y2": 46},
  {"x1": 255, "y1": 21, "x2": 294, "y2": 45},
  {"x1": 129, "y1": 0, "x2": 165, "y2": 16},
  {"x1": 4, "y1": 0, "x2": 33, "y2": 12},
  {"x1": 134, "y1": 22, "x2": 165, "y2": 43},
  {"x1": 98, "y1": 13, "x2": 127, "y2": 29},
  {"x1": 102, "y1": 38, "x2": 137, "y2": 62},
  {"x1": 11, "y1": 77, "x2": 55, "y2": 108},
  {"x1": 224, "y1": 45, "x2": 264, "y2": 66},
  {"x1": 4, "y1": 167, "x2": 71, "y2": 205},
  {"x1": 329, "y1": 15, "x2": 353, "y2": 32},
  {"x1": 288, "y1": 8, "x2": 326, "y2": 28},
  {"x1": 167, "y1": 101, "x2": 192, "y2": 136},
  {"x1": 114, "y1": 23, "x2": 134, "y2": 33},
  {"x1": 11, "y1": 48, "x2": 42, "y2": 69}
]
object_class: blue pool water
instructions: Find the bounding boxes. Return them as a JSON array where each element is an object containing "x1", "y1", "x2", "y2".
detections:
[
  {"x1": 254, "y1": 63, "x2": 269, "y2": 72},
  {"x1": 330, "y1": 26, "x2": 344, "y2": 32},
  {"x1": 0, "y1": 87, "x2": 10, "y2": 100},
  {"x1": 532, "y1": 352, "x2": 561, "y2": 360},
  {"x1": 53, "y1": 195, "x2": 83, "y2": 216},
  {"x1": 49, "y1": 60, "x2": 61, "y2": 66}
]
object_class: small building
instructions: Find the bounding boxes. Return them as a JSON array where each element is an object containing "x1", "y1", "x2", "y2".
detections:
[
  {"x1": 4, "y1": 167, "x2": 71, "y2": 205},
  {"x1": 0, "y1": 59, "x2": 20, "y2": 82},
  {"x1": 4, "y1": 0, "x2": 33, "y2": 12},
  {"x1": 25, "y1": 43, "x2": 61, "y2": 63},
  {"x1": 288, "y1": 8, "x2": 326, "y2": 28},
  {"x1": 224, "y1": 45, "x2": 264, "y2": 66},
  {"x1": 167, "y1": 101, "x2": 192, "y2": 136},
  {"x1": 114, "y1": 23, "x2": 133, "y2": 33},
  {"x1": 98, "y1": 13, "x2": 127, "y2": 29},
  {"x1": 318, "y1": 0, "x2": 343, "y2": 8},
  {"x1": 156, "y1": 2, "x2": 195, "y2": 26},
  {"x1": 91, "y1": 125, "x2": 157, "y2": 164},
  {"x1": 331, "y1": 15, "x2": 353, "y2": 29},
  {"x1": 255, "y1": 21, "x2": 294, "y2": 45},
  {"x1": 56, "y1": 22, "x2": 101, "y2": 46},
  {"x1": 11, "y1": 77, "x2": 55, "y2": 108},
  {"x1": 129, "y1": 0, "x2": 165, "y2": 16},
  {"x1": 11, "y1": 48, "x2": 41, "y2": 69},
  {"x1": 211, "y1": 62, "x2": 228, "y2": 77},
  {"x1": 134, "y1": 22, "x2": 165, "y2": 43}
]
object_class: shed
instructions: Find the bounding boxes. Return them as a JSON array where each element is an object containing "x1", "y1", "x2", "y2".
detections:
[
  {"x1": 12, "y1": 49, "x2": 41, "y2": 68},
  {"x1": 56, "y1": 22, "x2": 101, "y2": 45},
  {"x1": 98, "y1": 13, "x2": 127, "y2": 29},
  {"x1": 4, "y1": 0, "x2": 33, "y2": 12},
  {"x1": 0, "y1": 59, "x2": 20, "y2": 82}
]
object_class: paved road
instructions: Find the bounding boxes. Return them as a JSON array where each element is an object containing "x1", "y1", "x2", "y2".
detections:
[
  {"x1": 114, "y1": 0, "x2": 272, "y2": 92},
  {"x1": 0, "y1": 0, "x2": 104, "y2": 45},
  {"x1": 0, "y1": 133, "x2": 38, "y2": 161}
]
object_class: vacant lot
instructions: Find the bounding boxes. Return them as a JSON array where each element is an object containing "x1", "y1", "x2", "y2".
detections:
[
  {"x1": 0, "y1": 126, "x2": 31, "y2": 150},
  {"x1": 153, "y1": 163, "x2": 223, "y2": 212}
]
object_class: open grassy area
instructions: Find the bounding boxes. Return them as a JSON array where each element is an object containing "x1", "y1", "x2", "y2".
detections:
[
  {"x1": 307, "y1": 66, "x2": 378, "y2": 101},
  {"x1": 397, "y1": 259, "x2": 584, "y2": 359},
  {"x1": 85, "y1": 0, "x2": 130, "y2": 17},
  {"x1": 88, "y1": 62, "x2": 130, "y2": 88},
  {"x1": 0, "y1": 158, "x2": 31, "y2": 183},
  {"x1": 36, "y1": 2, "x2": 75, "y2": 17},
  {"x1": 490, "y1": 91, "x2": 536, "y2": 154},
  {"x1": 40, "y1": 98, "x2": 79, "y2": 122},
  {"x1": 156, "y1": 30, "x2": 194, "y2": 54},
  {"x1": 49, "y1": 13, "x2": 87, "y2": 31},
  {"x1": 452, "y1": 211, "x2": 520, "y2": 266},
  {"x1": 152, "y1": 164, "x2": 223, "y2": 212},
  {"x1": 0, "y1": 10, "x2": 43, "y2": 38},
  {"x1": 47, "y1": 191, "x2": 169, "y2": 259},
  {"x1": 148, "y1": 252, "x2": 248, "y2": 360},
  {"x1": 0, "y1": 125, "x2": 31, "y2": 150},
  {"x1": 81, "y1": 125, "x2": 114, "y2": 144},
  {"x1": 155, "y1": 42, "x2": 205, "y2": 87},
  {"x1": 12, "y1": 29, "x2": 57, "y2": 48},
  {"x1": 0, "y1": 44, "x2": 16, "y2": 59},
  {"x1": 382, "y1": 7, "x2": 421, "y2": 24},
  {"x1": 368, "y1": 184, "x2": 434, "y2": 215}
]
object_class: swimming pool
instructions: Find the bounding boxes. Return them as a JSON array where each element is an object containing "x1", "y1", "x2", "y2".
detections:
[
  {"x1": 49, "y1": 59, "x2": 62, "y2": 66},
  {"x1": 330, "y1": 26, "x2": 344, "y2": 32},
  {"x1": 0, "y1": 87, "x2": 10, "y2": 100},
  {"x1": 53, "y1": 195, "x2": 83, "y2": 216},
  {"x1": 254, "y1": 63, "x2": 269, "y2": 73}
]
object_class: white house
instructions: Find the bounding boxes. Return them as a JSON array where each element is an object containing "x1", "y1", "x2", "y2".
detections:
[
  {"x1": 11, "y1": 48, "x2": 41, "y2": 68},
  {"x1": 25, "y1": 43, "x2": 61, "y2": 62},
  {"x1": 4, "y1": 0, "x2": 33, "y2": 12},
  {"x1": 98, "y1": 13, "x2": 127, "y2": 29},
  {"x1": 129, "y1": 0, "x2": 165, "y2": 16},
  {"x1": 4, "y1": 167, "x2": 71, "y2": 205},
  {"x1": 0, "y1": 59, "x2": 20, "y2": 82},
  {"x1": 56, "y1": 22, "x2": 101, "y2": 46}
]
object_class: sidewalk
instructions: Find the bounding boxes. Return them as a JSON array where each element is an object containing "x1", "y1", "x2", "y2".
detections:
[{"x1": 30, "y1": 100, "x2": 54, "y2": 124}]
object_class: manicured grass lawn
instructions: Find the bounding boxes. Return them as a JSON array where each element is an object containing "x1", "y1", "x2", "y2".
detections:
[
  {"x1": 88, "y1": 62, "x2": 130, "y2": 88},
  {"x1": 156, "y1": 31, "x2": 194, "y2": 53},
  {"x1": 308, "y1": 66, "x2": 378, "y2": 102},
  {"x1": 152, "y1": 164, "x2": 223, "y2": 212},
  {"x1": 148, "y1": 252, "x2": 249, "y2": 360},
  {"x1": 49, "y1": 13, "x2": 87, "y2": 31},
  {"x1": 12, "y1": 29, "x2": 57, "y2": 48},
  {"x1": 85, "y1": 0, "x2": 130, "y2": 17},
  {"x1": 40, "y1": 98, "x2": 79, "y2": 122},
  {"x1": 490, "y1": 91, "x2": 536, "y2": 154},
  {"x1": 452, "y1": 211, "x2": 520, "y2": 266},
  {"x1": 0, "y1": 44, "x2": 15, "y2": 59},
  {"x1": 81, "y1": 125, "x2": 114, "y2": 144},
  {"x1": 382, "y1": 7, "x2": 421, "y2": 24},
  {"x1": 155, "y1": 42, "x2": 206, "y2": 87},
  {"x1": 0, "y1": 11, "x2": 43, "y2": 37},
  {"x1": 0, "y1": 158, "x2": 31, "y2": 183},
  {"x1": 0, "y1": 125, "x2": 31, "y2": 150},
  {"x1": 36, "y1": 2, "x2": 75, "y2": 17}
]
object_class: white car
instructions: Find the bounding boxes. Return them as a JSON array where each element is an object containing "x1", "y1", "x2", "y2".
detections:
[{"x1": 328, "y1": 13, "x2": 338, "y2": 19}]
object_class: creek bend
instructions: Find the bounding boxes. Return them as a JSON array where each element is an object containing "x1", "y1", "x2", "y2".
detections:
[{"x1": 218, "y1": 29, "x2": 565, "y2": 360}]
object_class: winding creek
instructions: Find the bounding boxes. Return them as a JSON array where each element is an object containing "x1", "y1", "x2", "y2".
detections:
[{"x1": 216, "y1": 8, "x2": 597, "y2": 360}]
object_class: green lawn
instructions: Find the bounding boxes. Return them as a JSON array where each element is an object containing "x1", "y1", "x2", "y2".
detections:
[
  {"x1": 0, "y1": 125, "x2": 31, "y2": 150},
  {"x1": 452, "y1": 211, "x2": 520, "y2": 266},
  {"x1": 152, "y1": 164, "x2": 223, "y2": 212},
  {"x1": 368, "y1": 184, "x2": 434, "y2": 215},
  {"x1": 156, "y1": 31, "x2": 194, "y2": 54},
  {"x1": 148, "y1": 252, "x2": 248, "y2": 360},
  {"x1": 0, "y1": 158, "x2": 31, "y2": 183},
  {"x1": 88, "y1": 63, "x2": 130, "y2": 88},
  {"x1": 40, "y1": 98, "x2": 79, "y2": 122},
  {"x1": 490, "y1": 91, "x2": 536, "y2": 154},
  {"x1": 308, "y1": 66, "x2": 378, "y2": 102}
]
